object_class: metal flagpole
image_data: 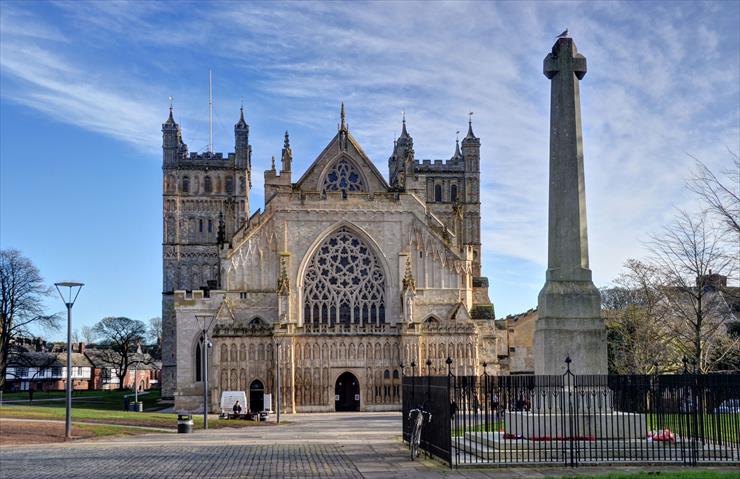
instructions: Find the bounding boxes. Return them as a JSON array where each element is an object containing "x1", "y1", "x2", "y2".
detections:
[{"x1": 209, "y1": 69, "x2": 213, "y2": 154}]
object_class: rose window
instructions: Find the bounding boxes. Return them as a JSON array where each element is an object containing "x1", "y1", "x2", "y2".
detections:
[{"x1": 303, "y1": 228, "x2": 385, "y2": 325}]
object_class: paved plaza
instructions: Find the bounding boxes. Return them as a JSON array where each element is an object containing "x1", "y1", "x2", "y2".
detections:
[{"x1": 1, "y1": 413, "x2": 737, "y2": 478}]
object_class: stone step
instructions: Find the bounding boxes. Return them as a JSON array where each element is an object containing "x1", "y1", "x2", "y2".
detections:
[{"x1": 453, "y1": 439, "x2": 739, "y2": 464}]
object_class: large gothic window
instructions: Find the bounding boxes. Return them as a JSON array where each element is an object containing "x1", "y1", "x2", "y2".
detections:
[
  {"x1": 322, "y1": 158, "x2": 366, "y2": 199},
  {"x1": 303, "y1": 228, "x2": 385, "y2": 325}
]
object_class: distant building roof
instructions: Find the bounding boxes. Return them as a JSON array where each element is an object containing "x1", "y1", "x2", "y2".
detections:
[{"x1": 7, "y1": 351, "x2": 92, "y2": 368}]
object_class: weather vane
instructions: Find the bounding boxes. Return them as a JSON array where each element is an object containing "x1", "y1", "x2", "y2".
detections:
[{"x1": 169, "y1": 96, "x2": 173, "y2": 109}]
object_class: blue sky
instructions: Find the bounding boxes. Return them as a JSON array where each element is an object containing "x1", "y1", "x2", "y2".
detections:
[{"x1": 1, "y1": 1, "x2": 738, "y2": 341}]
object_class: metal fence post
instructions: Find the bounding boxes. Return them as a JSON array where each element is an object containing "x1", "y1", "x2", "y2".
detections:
[
  {"x1": 564, "y1": 356, "x2": 575, "y2": 467},
  {"x1": 446, "y1": 356, "x2": 454, "y2": 469},
  {"x1": 411, "y1": 361, "x2": 416, "y2": 406}
]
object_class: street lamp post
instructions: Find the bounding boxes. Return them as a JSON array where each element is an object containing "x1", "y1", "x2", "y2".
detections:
[
  {"x1": 54, "y1": 282, "x2": 84, "y2": 440},
  {"x1": 276, "y1": 343, "x2": 281, "y2": 424},
  {"x1": 196, "y1": 314, "x2": 216, "y2": 430}
]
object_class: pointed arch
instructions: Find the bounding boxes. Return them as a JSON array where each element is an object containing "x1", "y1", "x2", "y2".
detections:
[{"x1": 297, "y1": 222, "x2": 392, "y2": 326}]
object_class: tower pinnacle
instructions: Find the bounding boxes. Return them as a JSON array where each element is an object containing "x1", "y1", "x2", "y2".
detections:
[
  {"x1": 281, "y1": 130, "x2": 292, "y2": 173},
  {"x1": 464, "y1": 111, "x2": 477, "y2": 140}
]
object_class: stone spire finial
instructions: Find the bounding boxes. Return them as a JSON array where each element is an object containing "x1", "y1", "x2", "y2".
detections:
[
  {"x1": 400, "y1": 110, "x2": 409, "y2": 138},
  {"x1": 235, "y1": 102, "x2": 247, "y2": 129},
  {"x1": 452, "y1": 136, "x2": 462, "y2": 160},
  {"x1": 339, "y1": 102, "x2": 346, "y2": 131},
  {"x1": 464, "y1": 111, "x2": 477, "y2": 140},
  {"x1": 281, "y1": 130, "x2": 292, "y2": 172},
  {"x1": 164, "y1": 97, "x2": 176, "y2": 126},
  {"x1": 402, "y1": 256, "x2": 416, "y2": 293},
  {"x1": 270, "y1": 155, "x2": 276, "y2": 171}
]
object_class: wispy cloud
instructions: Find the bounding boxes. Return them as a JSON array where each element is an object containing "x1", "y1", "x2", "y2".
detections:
[{"x1": 1, "y1": 1, "x2": 738, "y2": 315}]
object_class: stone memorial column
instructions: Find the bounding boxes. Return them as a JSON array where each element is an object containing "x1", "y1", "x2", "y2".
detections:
[{"x1": 534, "y1": 37, "x2": 607, "y2": 375}]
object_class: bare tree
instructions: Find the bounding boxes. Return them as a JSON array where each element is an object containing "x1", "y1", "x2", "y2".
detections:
[
  {"x1": 603, "y1": 260, "x2": 678, "y2": 374},
  {"x1": 92, "y1": 317, "x2": 147, "y2": 390},
  {"x1": 147, "y1": 317, "x2": 162, "y2": 360},
  {"x1": 0, "y1": 249, "x2": 60, "y2": 389},
  {"x1": 649, "y1": 211, "x2": 736, "y2": 373},
  {"x1": 688, "y1": 152, "x2": 740, "y2": 237},
  {"x1": 80, "y1": 325, "x2": 96, "y2": 345}
]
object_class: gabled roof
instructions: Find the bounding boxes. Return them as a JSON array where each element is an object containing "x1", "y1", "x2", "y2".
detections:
[
  {"x1": 294, "y1": 129, "x2": 390, "y2": 192},
  {"x1": 84, "y1": 349, "x2": 159, "y2": 370},
  {"x1": 450, "y1": 302, "x2": 472, "y2": 321},
  {"x1": 8, "y1": 352, "x2": 92, "y2": 368}
]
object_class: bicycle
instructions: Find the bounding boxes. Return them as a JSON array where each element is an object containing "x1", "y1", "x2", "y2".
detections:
[{"x1": 408, "y1": 405, "x2": 432, "y2": 460}]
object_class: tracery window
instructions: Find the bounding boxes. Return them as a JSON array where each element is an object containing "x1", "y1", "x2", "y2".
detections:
[
  {"x1": 322, "y1": 158, "x2": 366, "y2": 199},
  {"x1": 303, "y1": 228, "x2": 385, "y2": 325}
]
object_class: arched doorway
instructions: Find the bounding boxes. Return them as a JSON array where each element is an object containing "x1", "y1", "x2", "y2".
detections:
[
  {"x1": 249, "y1": 380, "x2": 264, "y2": 412},
  {"x1": 334, "y1": 372, "x2": 360, "y2": 412}
]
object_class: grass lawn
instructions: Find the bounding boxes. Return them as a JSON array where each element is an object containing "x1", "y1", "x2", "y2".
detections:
[
  {"x1": 3, "y1": 390, "x2": 109, "y2": 400},
  {"x1": 556, "y1": 472, "x2": 740, "y2": 479},
  {"x1": 452, "y1": 419, "x2": 504, "y2": 437},
  {"x1": 0, "y1": 418, "x2": 154, "y2": 445},
  {"x1": 0, "y1": 404, "x2": 271, "y2": 430},
  {"x1": 2, "y1": 389, "x2": 166, "y2": 411}
]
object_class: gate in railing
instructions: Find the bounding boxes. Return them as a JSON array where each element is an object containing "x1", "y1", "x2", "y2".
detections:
[{"x1": 402, "y1": 361, "x2": 740, "y2": 468}]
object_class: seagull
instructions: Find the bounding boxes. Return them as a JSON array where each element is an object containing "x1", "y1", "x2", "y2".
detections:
[{"x1": 556, "y1": 28, "x2": 568, "y2": 38}]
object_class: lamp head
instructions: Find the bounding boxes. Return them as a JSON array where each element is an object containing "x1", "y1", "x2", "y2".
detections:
[{"x1": 54, "y1": 282, "x2": 84, "y2": 307}]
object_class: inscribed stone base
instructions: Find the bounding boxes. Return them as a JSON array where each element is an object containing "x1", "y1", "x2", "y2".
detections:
[{"x1": 534, "y1": 317, "x2": 607, "y2": 375}]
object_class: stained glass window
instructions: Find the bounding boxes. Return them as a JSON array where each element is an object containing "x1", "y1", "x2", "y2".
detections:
[
  {"x1": 322, "y1": 158, "x2": 366, "y2": 198},
  {"x1": 303, "y1": 228, "x2": 385, "y2": 325}
]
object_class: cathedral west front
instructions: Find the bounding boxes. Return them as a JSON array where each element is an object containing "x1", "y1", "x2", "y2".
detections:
[{"x1": 161, "y1": 104, "x2": 498, "y2": 413}]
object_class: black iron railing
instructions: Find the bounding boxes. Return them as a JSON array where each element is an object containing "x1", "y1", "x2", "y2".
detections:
[{"x1": 402, "y1": 359, "x2": 740, "y2": 468}]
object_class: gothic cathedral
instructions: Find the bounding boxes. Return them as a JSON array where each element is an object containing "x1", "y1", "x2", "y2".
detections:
[{"x1": 162, "y1": 104, "x2": 497, "y2": 412}]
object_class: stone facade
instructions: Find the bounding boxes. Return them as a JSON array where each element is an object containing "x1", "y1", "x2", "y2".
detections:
[
  {"x1": 496, "y1": 309, "x2": 537, "y2": 375},
  {"x1": 162, "y1": 105, "x2": 497, "y2": 412}
]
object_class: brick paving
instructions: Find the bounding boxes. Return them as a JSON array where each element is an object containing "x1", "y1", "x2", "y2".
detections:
[
  {"x1": 0, "y1": 412, "x2": 736, "y2": 478},
  {"x1": 0, "y1": 444, "x2": 362, "y2": 479}
]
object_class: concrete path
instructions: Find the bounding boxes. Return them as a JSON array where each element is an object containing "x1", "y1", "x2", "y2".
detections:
[{"x1": 0, "y1": 412, "x2": 736, "y2": 478}]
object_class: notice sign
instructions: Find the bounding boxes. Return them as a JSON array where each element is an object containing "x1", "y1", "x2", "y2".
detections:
[
  {"x1": 335, "y1": 395, "x2": 340, "y2": 401},
  {"x1": 354, "y1": 394, "x2": 360, "y2": 401}
]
